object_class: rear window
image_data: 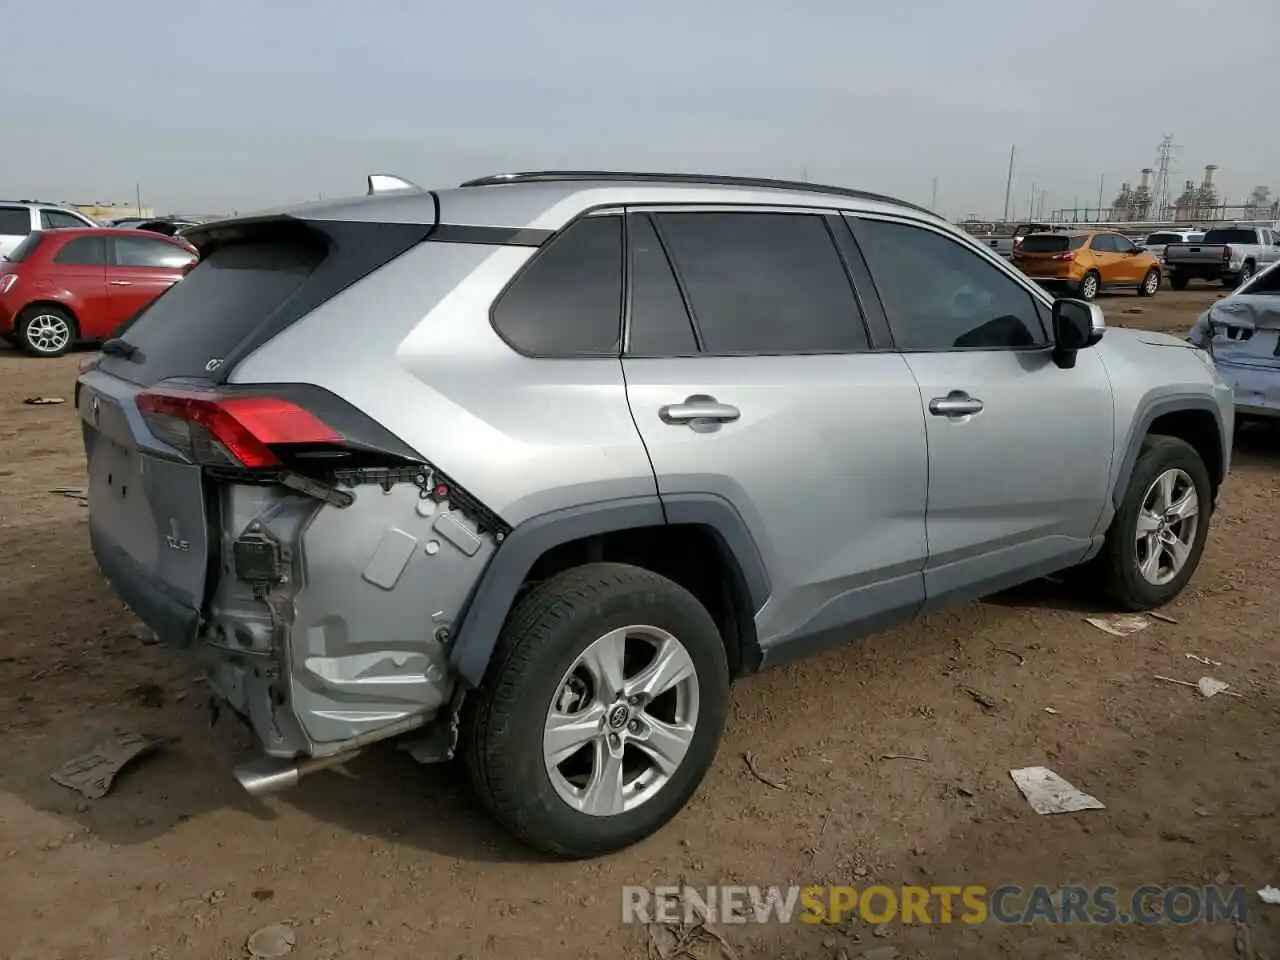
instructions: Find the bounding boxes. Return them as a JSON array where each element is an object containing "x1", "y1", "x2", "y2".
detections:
[
  {"x1": 1203, "y1": 229, "x2": 1259, "y2": 244},
  {"x1": 1146, "y1": 233, "x2": 1183, "y2": 244},
  {"x1": 5, "y1": 232, "x2": 45, "y2": 262},
  {"x1": 0, "y1": 207, "x2": 31, "y2": 237},
  {"x1": 102, "y1": 239, "x2": 325, "y2": 384},
  {"x1": 1018, "y1": 235, "x2": 1085, "y2": 253}
]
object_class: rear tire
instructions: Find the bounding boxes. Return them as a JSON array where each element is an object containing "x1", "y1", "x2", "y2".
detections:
[
  {"x1": 1169, "y1": 272, "x2": 1189, "y2": 291},
  {"x1": 1137, "y1": 268, "x2": 1161, "y2": 297},
  {"x1": 461, "y1": 562, "x2": 730, "y2": 859},
  {"x1": 17, "y1": 305, "x2": 76, "y2": 358},
  {"x1": 1095, "y1": 436, "x2": 1212, "y2": 611},
  {"x1": 1078, "y1": 271, "x2": 1101, "y2": 301}
]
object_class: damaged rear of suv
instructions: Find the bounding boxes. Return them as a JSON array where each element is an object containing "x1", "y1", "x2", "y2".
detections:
[{"x1": 80, "y1": 171, "x2": 1232, "y2": 859}]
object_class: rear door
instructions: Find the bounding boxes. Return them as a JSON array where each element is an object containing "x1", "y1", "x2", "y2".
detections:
[
  {"x1": 846, "y1": 214, "x2": 1114, "y2": 607},
  {"x1": 621, "y1": 207, "x2": 929, "y2": 656},
  {"x1": 47, "y1": 235, "x2": 111, "y2": 336},
  {"x1": 0, "y1": 206, "x2": 32, "y2": 258},
  {"x1": 105, "y1": 234, "x2": 196, "y2": 331}
]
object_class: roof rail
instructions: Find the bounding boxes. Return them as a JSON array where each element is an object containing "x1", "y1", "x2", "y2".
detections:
[
  {"x1": 458, "y1": 170, "x2": 934, "y2": 216},
  {"x1": 367, "y1": 174, "x2": 424, "y2": 196}
]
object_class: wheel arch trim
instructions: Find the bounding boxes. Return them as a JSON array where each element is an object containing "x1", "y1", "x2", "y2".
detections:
[
  {"x1": 448, "y1": 494, "x2": 772, "y2": 688},
  {"x1": 1111, "y1": 394, "x2": 1227, "y2": 510}
]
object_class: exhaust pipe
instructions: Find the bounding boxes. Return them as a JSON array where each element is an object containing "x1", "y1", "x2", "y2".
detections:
[{"x1": 233, "y1": 751, "x2": 361, "y2": 797}]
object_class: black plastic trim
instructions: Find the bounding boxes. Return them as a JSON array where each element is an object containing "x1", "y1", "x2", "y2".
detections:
[
  {"x1": 1110, "y1": 395, "x2": 1227, "y2": 508},
  {"x1": 447, "y1": 494, "x2": 773, "y2": 687},
  {"x1": 429, "y1": 224, "x2": 552, "y2": 247},
  {"x1": 459, "y1": 170, "x2": 937, "y2": 217},
  {"x1": 827, "y1": 213, "x2": 895, "y2": 350}
]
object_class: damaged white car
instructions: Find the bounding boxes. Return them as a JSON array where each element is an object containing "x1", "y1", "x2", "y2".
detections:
[{"x1": 1188, "y1": 260, "x2": 1280, "y2": 422}]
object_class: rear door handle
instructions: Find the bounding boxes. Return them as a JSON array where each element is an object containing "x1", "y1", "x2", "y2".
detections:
[
  {"x1": 109, "y1": 280, "x2": 132, "y2": 286},
  {"x1": 659, "y1": 394, "x2": 740, "y2": 431},
  {"x1": 929, "y1": 391, "x2": 984, "y2": 417}
]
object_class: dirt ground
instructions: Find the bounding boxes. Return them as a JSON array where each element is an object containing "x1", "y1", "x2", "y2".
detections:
[{"x1": 1, "y1": 288, "x2": 1276, "y2": 960}]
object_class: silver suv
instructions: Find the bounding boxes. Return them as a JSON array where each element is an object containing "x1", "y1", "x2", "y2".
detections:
[
  {"x1": 77, "y1": 171, "x2": 1233, "y2": 857},
  {"x1": 0, "y1": 201, "x2": 98, "y2": 258}
]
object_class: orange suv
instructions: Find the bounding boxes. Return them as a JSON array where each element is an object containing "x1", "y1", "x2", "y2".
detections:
[{"x1": 1012, "y1": 230, "x2": 1162, "y2": 300}]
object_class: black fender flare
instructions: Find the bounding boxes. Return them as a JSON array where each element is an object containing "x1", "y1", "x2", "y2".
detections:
[
  {"x1": 447, "y1": 493, "x2": 772, "y2": 688},
  {"x1": 1110, "y1": 394, "x2": 1227, "y2": 509}
]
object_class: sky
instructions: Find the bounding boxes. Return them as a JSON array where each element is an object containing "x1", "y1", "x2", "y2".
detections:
[{"x1": 1, "y1": 0, "x2": 1276, "y2": 219}]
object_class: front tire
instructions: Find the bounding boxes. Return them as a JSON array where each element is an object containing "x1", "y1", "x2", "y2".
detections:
[
  {"x1": 462, "y1": 562, "x2": 730, "y2": 858},
  {"x1": 1096, "y1": 436, "x2": 1212, "y2": 610},
  {"x1": 17, "y1": 306, "x2": 76, "y2": 358},
  {"x1": 1078, "y1": 270, "x2": 1101, "y2": 301},
  {"x1": 1138, "y1": 268, "x2": 1161, "y2": 297}
]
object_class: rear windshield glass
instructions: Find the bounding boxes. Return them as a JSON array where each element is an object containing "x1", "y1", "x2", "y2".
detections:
[
  {"x1": 1146, "y1": 233, "x2": 1183, "y2": 244},
  {"x1": 1244, "y1": 265, "x2": 1280, "y2": 295},
  {"x1": 5, "y1": 232, "x2": 45, "y2": 262},
  {"x1": 1018, "y1": 235, "x2": 1085, "y2": 253},
  {"x1": 101, "y1": 240, "x2": 325, "y2": 384},
  {"x1": 1203, "y1": 229, "x2": 1259, "y2": 244}
]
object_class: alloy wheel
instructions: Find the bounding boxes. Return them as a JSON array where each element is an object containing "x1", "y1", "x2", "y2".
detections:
[
  {"x1": 1135, "y1": 468, "x2": 1199, "y2": 586},
  {"x1": 543, "y1": 625, "x2": 700, "y2": 816},
  {"x1": 24, "y1": 314, "x2": 72, "y2": 354}
]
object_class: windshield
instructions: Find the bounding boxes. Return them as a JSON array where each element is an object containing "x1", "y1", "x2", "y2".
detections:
[
  {"x1": 1203, "y1": 229, "x2": 1259, "y2": 244},
  {"x1": 5, "y1": 233, "x2": 45, "y2": 263},
  {"x1": 1018, "y1": 235, "x2": 1085, "y2": 253},
  {"x1": 1241, "y1": 263, "x2": 1280, "y2": 295}
]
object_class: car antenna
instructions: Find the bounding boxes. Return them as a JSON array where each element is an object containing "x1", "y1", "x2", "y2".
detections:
[{"x1": 366, "y1": 174, "x2": 424, "y2": 196}]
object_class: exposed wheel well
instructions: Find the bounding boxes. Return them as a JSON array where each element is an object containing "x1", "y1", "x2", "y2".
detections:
[
  {"x1": 522, "y1": 524, "x2": 760, "y2": 677},
  {"x1": 1147, "y1": 409, "x2": 1223, "y2": 499}
]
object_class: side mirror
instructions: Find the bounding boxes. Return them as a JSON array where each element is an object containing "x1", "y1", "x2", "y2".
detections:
[{"x1": 1052, "y1": 299, "x2": 1105, "y2": 369}]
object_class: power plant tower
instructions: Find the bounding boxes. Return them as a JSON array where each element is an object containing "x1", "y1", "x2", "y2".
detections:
[
  {"x1": 1152, "y1": 134, "x2": 1176, "y2": 219},
  {"x1": 1132, "y1": 168, "x2": 1154, "y2": 220},
  {"x1": 1195, "y1": 165, "x2": 1219, "y2": 219}
]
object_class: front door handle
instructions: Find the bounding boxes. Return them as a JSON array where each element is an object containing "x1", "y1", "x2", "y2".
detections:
[
  {"x1": 108, "y1": 280, "x2": 132, "y2": 286},
  {"x1": 929, "y1": 391, "x2": 984, "y2": 417},
  {"x1": 659, "y1": 394, "x2": 740, "y2": 431}
]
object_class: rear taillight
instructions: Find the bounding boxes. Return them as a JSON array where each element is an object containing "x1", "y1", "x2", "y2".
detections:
[
  {"x1": 1223, "y1": 245, "x2": 1232, "y2": 261},
  {"x1": 1050, "y1": 251, "x2": 1076, "y2": 261},
  {"x1": 138, "y1": 389, "x2": 342, "y2": 469},
  {"x1": 77, "y1": 354, "x2": 100, "y2": 375},
  {"x1": 0, "y1": 275, "x2": 16, "y2": 295}
]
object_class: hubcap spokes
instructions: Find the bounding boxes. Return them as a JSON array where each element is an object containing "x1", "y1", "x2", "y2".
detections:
[
  {"x1": 27, "y1": 315, "x2": 70, "y2": 353},
  {"x1": 1135, "y1": 468, "x2": 1199, "y2": 586},
  {"x1": 544, "y1": 625, "x2": 700, "y2": 816}
]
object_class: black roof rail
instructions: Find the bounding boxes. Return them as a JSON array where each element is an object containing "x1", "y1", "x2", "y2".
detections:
[{"x1": 458, "y1": 171, "x2": 935, "y2": 216}]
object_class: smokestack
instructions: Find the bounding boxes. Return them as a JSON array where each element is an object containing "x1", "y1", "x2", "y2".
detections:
[
  {"x1": 1202, "y1": 165, "x2": 1218, "y2": 188},
  {"x1": 1139, "y1": 168, "x2": 1152, "y2": 190}
]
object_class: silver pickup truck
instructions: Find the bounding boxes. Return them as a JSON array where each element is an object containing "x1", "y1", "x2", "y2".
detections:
[
  {"x1": 979, "y1": 222, "x2": 1055, "y2": 259},
  {"x1": 1165, "y1": 226, "x2": 1280, "y2": 289}
]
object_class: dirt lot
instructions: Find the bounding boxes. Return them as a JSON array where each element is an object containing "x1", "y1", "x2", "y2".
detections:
[{"x1": 1, "y1": 288, "x2": 1277, "y2": 960}]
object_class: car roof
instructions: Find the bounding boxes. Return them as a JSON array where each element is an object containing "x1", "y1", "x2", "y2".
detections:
[
  {"x1": 234, "y1": 171, "x2": 946, "y2": 233},
  {"x1": 31, "y1": 226, "x2": 191, "y2": 241}
]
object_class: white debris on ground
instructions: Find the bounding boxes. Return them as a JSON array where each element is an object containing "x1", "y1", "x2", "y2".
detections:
[
  {"x1": 1083, "y1": 614, "x2": 1151, "y2": 637},
  {"x1": 1009, "y1": 766, "x2": 1106, "y2": 815}
]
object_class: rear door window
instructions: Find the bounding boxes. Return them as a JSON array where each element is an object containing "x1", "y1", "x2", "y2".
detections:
[
  {"x1": 1090, "y1": 235, "x2": 1117, "y2": 253},
  {"x1": 54, "y1": 236, "x2": 108, "y2": 266},
  {"x1": 491, "y1": 214, "x2": 623, "y2": 357},
  {"x1": 0, "y1": 207, "x2": 31, "y2": 236},
  {"x1": 626, "y1": 213, "x2": 698, "y2": 355},
  {"x1": 114, "y1": 235, "x2": 197, "y2": 269},
  {"x1": 652, "y1": 211, "x2": 868, "y2": 354}
]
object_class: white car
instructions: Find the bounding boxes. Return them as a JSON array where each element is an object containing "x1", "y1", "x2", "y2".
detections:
[
  {"x1": 0, "y1": 201, "x2": 98, "y2": 259},
  {"x1": 1141, "y1": 229, "x2": 1204, "y2": 265}
]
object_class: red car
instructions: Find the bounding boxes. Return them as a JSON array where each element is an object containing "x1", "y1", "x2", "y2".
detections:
[{"x1": 0, "y1": 228, "x2": 198, "y2": 357}]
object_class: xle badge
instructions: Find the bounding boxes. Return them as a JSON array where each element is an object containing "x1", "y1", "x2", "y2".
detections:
[{"x1": 166, "y1": 518, "x2": 190, "y2": 553}]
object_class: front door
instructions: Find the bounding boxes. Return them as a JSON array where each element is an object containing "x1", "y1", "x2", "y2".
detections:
[
  {"x1": 847, "y1": 214, "x2": 1115, "y2": 607},
  {"x1": 620, "y1": 208, "x2": 929, "y2": 657},
  {"x1": 1110, "y1": 234, "x2": 1146, "y2": 284},
  {"x1": 46, "y1": 235, "x2": 111, "y2": 338}
]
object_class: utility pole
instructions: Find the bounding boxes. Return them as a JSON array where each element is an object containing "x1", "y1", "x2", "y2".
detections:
[
  {"x1": 1002, "y1": 145, "x2": 1016, "y2": 223},
  {"x1": 930, "y1": 176, "x2": 938, "y2": 211},
  {"x1": 1096, "y1": 174, "x2": 1105, "y2": 218},
  {"x1": 1028, "y1": 182, "x2": 1036, "y2": 221},
  {"x1": 135, "y1": 183, "x2": 143, "y2": 218}
]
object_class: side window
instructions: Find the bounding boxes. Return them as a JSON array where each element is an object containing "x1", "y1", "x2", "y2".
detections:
[
  {"x1": 114, "y1": 235, "x2": 197, "y2": 269},
  {"x1": 652, "y1": 211, "x2": 868, "y2": 354},
  {"x1": 0, "y1": 207, "x2": 31, "y2": 236},
  {"x1": 41, "y1": 210, "x2": 89, "y2": 230},
  {"x1": 626, "y1": 214, "x2": 697, "y2": 355},
  {"x1": 851, "y1": 217, "x2": 1046, "y2": 351},
  {"x1": 491, "y1": 215, "x2": 622, "y2": 357},
  {"x1": 1114, "y1": 236, "x2": 1138, "y2": 254},
  {"x1": 53, "y1": 236, "x2": 108, "y2": 266},
  {"x1": 1091, "y1": 235, "x2": 1116, "y2": 253}
]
